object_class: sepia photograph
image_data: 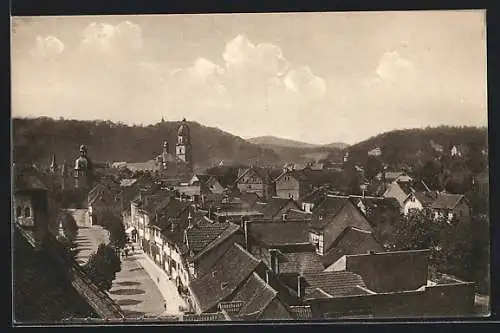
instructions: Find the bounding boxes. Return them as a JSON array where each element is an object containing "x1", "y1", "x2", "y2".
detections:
[{"x1": 11, "y1": 10, "x2": 489, "y2": 324}]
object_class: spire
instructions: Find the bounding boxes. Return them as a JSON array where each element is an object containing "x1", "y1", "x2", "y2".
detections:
[
  {"x1": 50, "y1": 154, "x2": 57, "y2": 173},
  {"x1": 161, "y1": 116, "x2": 165, "y2": 123},
  {"x1": 61, "y1": 160, "x2": 68, "y2": 176}
]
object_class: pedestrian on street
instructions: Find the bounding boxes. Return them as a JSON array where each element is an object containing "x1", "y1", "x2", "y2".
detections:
[
  {"x1": 164, "y1": 302, "x2": 167, "y2": 311},
  {"x1": 157, "y1": 276, "x2": 160, "y2": 284}
]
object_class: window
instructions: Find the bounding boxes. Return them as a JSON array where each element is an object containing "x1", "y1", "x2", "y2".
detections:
[
  {"x1": 16, "y1": 206, "x2": 21, "y2": 217},
  {"x1": 24, "y1": 207, "x2": 31, "y2": 218}
]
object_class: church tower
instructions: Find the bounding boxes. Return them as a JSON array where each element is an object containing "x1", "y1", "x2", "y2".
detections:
[
  {"x1": 74, "y1": 144, "x2": 93, "y2": 189},
  {"x1": 176, "y1": 118, "x2": 192, "y2": 167}
]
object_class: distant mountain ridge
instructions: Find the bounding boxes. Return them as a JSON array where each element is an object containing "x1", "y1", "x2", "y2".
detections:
[{"x1": 247, "y1": 135, "x2": 349, "y2": 150}]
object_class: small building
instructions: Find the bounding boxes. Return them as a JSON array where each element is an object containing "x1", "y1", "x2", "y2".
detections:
[
  {"x1": 383, "y1": 180, "x2": 431, "y2": 211},
  {"x1": 403, "y1": 191, "x2": 470, "y2": 223}
]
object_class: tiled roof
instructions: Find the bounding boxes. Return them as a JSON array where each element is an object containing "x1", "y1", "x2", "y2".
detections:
[
  {"x1": 231, "y1": 272, "x2": 277, "y2": 318},
  {"x1": 248, "y1": 221, "x2": 310, "y2": 247},
  {"x1": 182, "y1": 312, "x2": 227, "y2": 321},
  {"x1": 320, "y1": 227, "x2": 383, "y2": 268},
  {"x1": 430, "y1": 193, "x2": 465, "y2": 210},
  {"x1": 256, "y1": 197, "x2": 299, "y2": 219},
  {"x1": 302, "y1": 271, "x2": 368, "y2": 300},
  {"x1": 288, "y1": 306, "x2": 313, "y2": 320},
  {"x1": 158, "y1": 199, "x2": 191, "y2": 218},
  {"x1": 188, "y1": 243, "x2": 261, "y2": 313},
  {"x1": 186, "y1": 219, "x2": 240, "y2": 258},
  {"x1": 280, "y1": 252, "x2": 325, "y2": 274},
  {"x1": 309, "y1": 196, "x2": 349, "y2": 229}
]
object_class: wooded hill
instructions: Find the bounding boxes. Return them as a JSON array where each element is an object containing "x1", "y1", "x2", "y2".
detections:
[
  {"x1": 12, "y1": 117, "x2": 285, "y2": 170},
  {"x1": 335, "y1": 126, "x2": 488, "y2": 168}
]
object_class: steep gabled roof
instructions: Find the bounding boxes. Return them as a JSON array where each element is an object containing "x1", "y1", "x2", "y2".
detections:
[
  {"x1": 186, "y1": 219, "x2": 240, "y2": 259},
  {"x1": 188, "y1": 243, "x2": 262, "y2": 313},
  {"x1": 320, "y1": 227, "x2": 383, "y2": 268},
  {"x1": 309, "y1": 196, "x2": 350, "y2": 229},
  {"x1": 231, "y1": 272, "x2": 278, "y2": 318}
]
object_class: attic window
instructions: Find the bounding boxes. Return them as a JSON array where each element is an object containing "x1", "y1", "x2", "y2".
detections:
[{"x1": 221, "y1": 282, "x2": 228, "y2": 289}]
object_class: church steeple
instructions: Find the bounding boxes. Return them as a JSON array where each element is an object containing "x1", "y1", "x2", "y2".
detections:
[
  {"x1": 49, "y1": 154, "x2": 58, "y2": 174},
  {"x1": 176, "y1": 118, "x2": 192, "y2": 167}
]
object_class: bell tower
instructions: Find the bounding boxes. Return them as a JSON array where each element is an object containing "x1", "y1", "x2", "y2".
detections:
[{"x1": 176, "y1": 118, "x2": 192, "y2": 167}]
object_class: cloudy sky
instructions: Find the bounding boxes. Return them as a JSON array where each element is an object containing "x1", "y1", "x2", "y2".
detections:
[{"x1": 11, "y1": 11, "x2": 487, "y2": 145}]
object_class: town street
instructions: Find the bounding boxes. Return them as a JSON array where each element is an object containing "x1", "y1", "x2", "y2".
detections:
[
  {"x1": 69, "y1": 209, "x2": 183, "y2": 319},
  {"x1": 135, "y1": 247, "x2": 187, "y2": 315}
]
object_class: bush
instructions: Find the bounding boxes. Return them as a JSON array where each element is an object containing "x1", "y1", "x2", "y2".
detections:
[{"x1": 83, "y1": 243, "x2": 121, "y2": 291}]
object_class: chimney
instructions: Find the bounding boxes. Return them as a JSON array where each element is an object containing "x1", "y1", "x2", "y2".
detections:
[
  {"x1": 368, "y1": 250, "x2": 376, "y2": 255},
  {"x1": 297, "y1": 275, "x2": 305, "y2": 299},
  {"x1": 269, "y1": 249, "x2": 280, "y2": 275},
  {"x1": 282, "y1": 213, "x2": 287, "y2": 222},
  {"x1": 243, "y1": 220, "x2": 249, "y2": 250}
]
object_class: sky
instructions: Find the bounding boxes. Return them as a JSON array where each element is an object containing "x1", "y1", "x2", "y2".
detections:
[{"x1": 11, "y1": 11, "x2": 487, "y2": 145}]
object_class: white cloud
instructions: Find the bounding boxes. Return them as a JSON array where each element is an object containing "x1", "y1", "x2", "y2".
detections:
[
  {"x1": 375, "y1": 50, "x2": 416, "y2": 81},
  {"x1": 80, "y1": 21, "x2": 142, "y2": 56},
  {"x1": 30, "y1": 35, "x2": 64, "y2": 59},
  {"x1": 284, "y1": 66, "x2": 326, "y2": 100},
  {"x1": 188, "y1": 57, "x2": 225, "y2": 83}
]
